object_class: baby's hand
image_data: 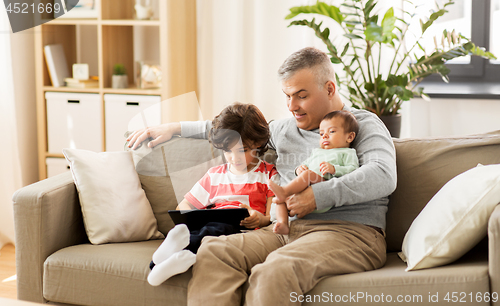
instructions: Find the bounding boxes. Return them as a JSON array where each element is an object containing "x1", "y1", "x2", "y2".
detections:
[
  {"x1": 296, "y1": 165, "x2": 309, "y2": 176},
  {"x1": 239, "y1": 204, "x2": 262, "y2": 229},
  {"x1": 319, "y1": 162, "x2": 335, "y2": 176}
]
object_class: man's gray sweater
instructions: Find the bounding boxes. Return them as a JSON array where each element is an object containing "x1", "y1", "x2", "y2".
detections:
[{"x1": 181, "y1": 105, "x2": 397, "y2": 230}]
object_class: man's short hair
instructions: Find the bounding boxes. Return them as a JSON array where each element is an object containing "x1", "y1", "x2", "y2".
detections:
[
  {"x1": 322, "y1": 110, "x2": 359, "y2": 138},
  {"x1": 277, "y1": 47, "x2": 335, "y2": 88}
]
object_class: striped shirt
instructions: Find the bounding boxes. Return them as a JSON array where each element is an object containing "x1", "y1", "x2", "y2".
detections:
[{"x1": 185, "y1": 159, "x2": 279, "y2": 215}]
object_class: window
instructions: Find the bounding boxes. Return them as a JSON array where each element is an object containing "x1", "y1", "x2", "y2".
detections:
[{"x1": 408, "y1": 0, "x2": 499, "y2": 83}]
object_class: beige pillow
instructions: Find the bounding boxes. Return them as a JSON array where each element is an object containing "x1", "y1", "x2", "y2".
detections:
[
  {"x1": 399, "y1": 164, "x2": 500, "y2": 271},
  {"x1": 128, "y1": 137, "x2": 225, "y2": 235},
  {"x1": 63, "y1": 148, "x2": 164, "y2": 244}
]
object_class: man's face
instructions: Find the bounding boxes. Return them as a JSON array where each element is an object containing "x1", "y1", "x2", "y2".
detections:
[{"x1": 282, "y1": 68, "x2": 334, "y2": 131}]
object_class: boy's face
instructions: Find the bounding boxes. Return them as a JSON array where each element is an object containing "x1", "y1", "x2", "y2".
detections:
[
  {"x1": 319, "y1": 117, "x2": 355, "y2": 150},
  {"x1": 223, "y1": 139, "x2": 260, "y2": 174}
]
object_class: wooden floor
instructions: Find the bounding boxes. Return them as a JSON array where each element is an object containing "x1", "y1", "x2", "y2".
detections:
[{"x1": 0, "y1": 244, "x2": 17, "y2": 300}]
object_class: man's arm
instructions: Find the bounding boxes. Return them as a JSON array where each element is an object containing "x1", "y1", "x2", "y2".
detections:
[{"x1": 127, "y1": 120, "x2": 212, "y2": 149}]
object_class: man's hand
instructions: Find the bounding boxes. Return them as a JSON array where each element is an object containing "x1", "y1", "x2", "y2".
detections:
[
  {"x1": 286, "y1": 186, "x2": 316, "y2": 218},
  {"x1": 319, "y1": 162, "x2": 335, "y2": 176},
  {"x1": 126, "y1": 122, "x2": 181, "y2": 150},
  {"x1": 240, "y1": 204, "x2": 269, "y2": 228},
  {"x1": 296, "y1": 165, "x2": 309, "y2": 176}
]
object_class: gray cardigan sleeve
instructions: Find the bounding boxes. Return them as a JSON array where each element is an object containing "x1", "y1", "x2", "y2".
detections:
[
  {"x1": 180, "y1": 120, "x2": 212, "y2": 139},
  {"x1": 311, "y1": 112, "x2": 397, "y2": 211}
]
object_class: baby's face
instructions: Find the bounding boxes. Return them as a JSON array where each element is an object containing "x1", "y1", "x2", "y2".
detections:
[{"x1": 318, "y1": 117, "x2": 352, "y2": 149}]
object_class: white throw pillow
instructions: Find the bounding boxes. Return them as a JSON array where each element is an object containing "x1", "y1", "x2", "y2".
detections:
[
  {"x1": 399, "y1": 164, "x2": 500, "y2": 271},
  {"x1": 63, "y1": 148, "x2": 164, "y2": 244}
]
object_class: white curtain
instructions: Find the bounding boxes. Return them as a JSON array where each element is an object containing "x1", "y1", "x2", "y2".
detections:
[
  {"x1": 196, "y1": 0, "x2": 324, "y2": 122},
  {"x1": 0, "y1": 6, "x2": 23, "y2": 249}
]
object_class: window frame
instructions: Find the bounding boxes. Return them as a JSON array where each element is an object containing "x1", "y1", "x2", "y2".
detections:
[{"x1": 423, "y1": 0, "x2": 500, "y2": 84}]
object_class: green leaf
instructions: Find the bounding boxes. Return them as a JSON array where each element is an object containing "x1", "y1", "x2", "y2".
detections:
[
  {"x1": 330, "y1": 57, "x2": 341, "y2": 64},
  {"x1": 341, "y1": 43, "x2": 350, "y2": 57},
  {"x1": 420, "y1": 8, "x2": 447, "y2": 33},
  {"x1": 344, "y1": 33, "x2": 364, "y2": 40},
  {"x1": 381, "y1": 8, "x2": 396, "y2": 33},
  {"x1": 364, "y1": 0, "x2": 376, "y2": 16},
  {"x1": 286, "y1": 2, "x2": 345, "y2": 25},
  {"x1": 366, "y1": 15, "x2": 378, "y2": 25},
  {"x1": 365, "y1": 22, "x2": 383, "y2": 42}
]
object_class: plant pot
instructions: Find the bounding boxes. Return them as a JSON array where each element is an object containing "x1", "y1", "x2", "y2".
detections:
[
  {"x1": 112, "y1": 75, "x2": 128, "y2": 89},
  {"x1": 380, "y1": 114, "x2": 402, "y2": 138}
]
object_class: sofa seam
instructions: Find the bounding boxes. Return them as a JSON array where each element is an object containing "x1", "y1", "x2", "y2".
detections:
[
  {"x1": 321, "y1": 275, "x2": 490, "y2": 290},
  {"x1": 44, "y1": 262, "x2": 188, "y2": 288}
]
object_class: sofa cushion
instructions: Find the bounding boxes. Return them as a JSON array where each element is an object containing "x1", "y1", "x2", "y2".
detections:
[
  {"x1": 62, "y1": 148, "x2": 164, "y2": 244},
  {"x1": 400, "y1": 164, "x2": 500, "y2": 271},
  {"x1": 129, "y1": 137, "x2": 224, "y2": 235},
  {"x1": 305, "y1": 252, "x2": 489, "y2": 306},
  {"x1": 387, "y1": 131, "x2": 500, "y2": 252},
  {"x1": 43, "y1": 240, "x2": 191, "y2": 306}
]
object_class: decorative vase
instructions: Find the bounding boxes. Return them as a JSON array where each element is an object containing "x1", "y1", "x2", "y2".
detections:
[
  {"x1": 135, "y1": 0, "x2": 153, "y2": 20},
  {"x1": 112, "y1": 75, "x2": 128, "y2": 89},
  {"x1": 380, "y1": 114, "x2": 402, "y2": 138}
]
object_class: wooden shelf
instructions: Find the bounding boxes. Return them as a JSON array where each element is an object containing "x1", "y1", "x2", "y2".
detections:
[
  {"x1": 43, "y1": 19, "x2": 99, "y2": 25},
  {"x1": 35, "y1": 0, "x2": 197, "y2": 180},
  {"x1": 101, "y1": 19, "x2": 160, "y2": 26},
  {"x1": 45, "y1": 153, "x2": 65, "y2": 158},
  {"x1": 103, "y1": 87, "x2": 162, "y2": 95},
  {"x1": 43, "y1": 86, "x2": 100, "y2": 93}
]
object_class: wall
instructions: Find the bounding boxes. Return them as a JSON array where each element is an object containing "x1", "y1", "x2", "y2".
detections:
[
  {"x1": 11, "y1": 28, "x2": 38, "y2": 186},
  {"x1": 400, "y1": 98, "x2": 500, "y2": 138}
]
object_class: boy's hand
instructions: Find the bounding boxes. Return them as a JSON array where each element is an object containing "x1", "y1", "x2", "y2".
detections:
[
  {"x1": 239, "y1": 204, "x2": 266, "y2": 229},
  {"x1": 319, "y1": 162, "x2": 335, "y2": 176},
  {"x1": 296, "y1": 165, "x2": 309, "y2": 176}
]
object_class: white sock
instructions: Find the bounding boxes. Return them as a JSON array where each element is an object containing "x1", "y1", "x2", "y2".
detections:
[
  {"x1": 148, "y1": 250, "x2": 197, "y2": 286},
  {"x1": 152, "y1": 224, "x2": 190, "y2": 265}
]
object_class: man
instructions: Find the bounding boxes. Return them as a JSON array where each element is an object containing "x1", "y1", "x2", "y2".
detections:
[{"x1": 127, "y1": 47, "x2": 397, "y2": 305}]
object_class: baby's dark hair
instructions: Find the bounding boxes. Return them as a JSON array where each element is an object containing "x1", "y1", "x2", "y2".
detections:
[
  {"x1": 209, "y1": 103, "x2": 269, "y2": 156},
  {"x1": 322, "y1": 110, "x2": 359, "y2": 139}
]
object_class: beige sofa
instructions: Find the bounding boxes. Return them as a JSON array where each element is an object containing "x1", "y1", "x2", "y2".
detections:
[{"x1": 13, "y1": 131, "x2": 500, "y2": 306}]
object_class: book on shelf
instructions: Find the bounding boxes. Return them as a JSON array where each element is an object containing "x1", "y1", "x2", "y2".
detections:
[
  {"x1": 44, "y1": 44, "x2": 71, "y2": 88},
  {"x1": 65, "y1": 77, "x2": 99, "y2": 88}
]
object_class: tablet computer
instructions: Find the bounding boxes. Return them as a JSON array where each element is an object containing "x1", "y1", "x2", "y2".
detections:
[{"x1": 168, "y1": 208, "x2": 250, "y2": 231}]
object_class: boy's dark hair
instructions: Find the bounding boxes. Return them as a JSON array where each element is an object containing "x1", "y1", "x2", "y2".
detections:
[
  {"x1": 209, "y1": 103, "x2": 269, "y2": 156},
  {"x1": 322, "y1": 110, "x2": 359, "y2": 139}
]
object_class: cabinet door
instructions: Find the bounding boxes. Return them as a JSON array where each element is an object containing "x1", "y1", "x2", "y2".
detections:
[
  {"x1": 104, "y1": 94, "x2": 161, "y2": 151},
  {"x1": 46, "y1": 157, "x2": 71, "y2": 178},
  {"x1": 46, "y1": 92, "x2": 103, "y2": 154}
]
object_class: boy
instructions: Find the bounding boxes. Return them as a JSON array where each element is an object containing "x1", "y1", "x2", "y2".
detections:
[{"x1": 148, "y1": 103, "x2": 278, "y2": 286}]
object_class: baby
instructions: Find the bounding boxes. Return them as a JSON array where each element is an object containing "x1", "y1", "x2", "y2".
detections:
[{"x1": 269, "y1": 110, "x2": 359, "y2": 235}]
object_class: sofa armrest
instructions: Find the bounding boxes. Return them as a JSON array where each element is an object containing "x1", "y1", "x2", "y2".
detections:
[
  {"x1": 13, "y1": 172, "x2": 88, "y2": 303},
  {"x1": 489, "y1": 203, "x2": 500, "y2": 306}
]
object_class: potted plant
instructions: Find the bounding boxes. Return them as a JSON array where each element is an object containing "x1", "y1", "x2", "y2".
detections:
[
  {"x1": 286, "y1": 0, "x2": 496, "y2": 137},
  {"x1": 112, "y1": 64, "x2": 128, "y2": 89}
]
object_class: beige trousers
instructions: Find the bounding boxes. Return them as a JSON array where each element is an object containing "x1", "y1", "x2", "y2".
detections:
[{"x1": 187, "y1": 219, "x2": 386, "y2": 306}]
